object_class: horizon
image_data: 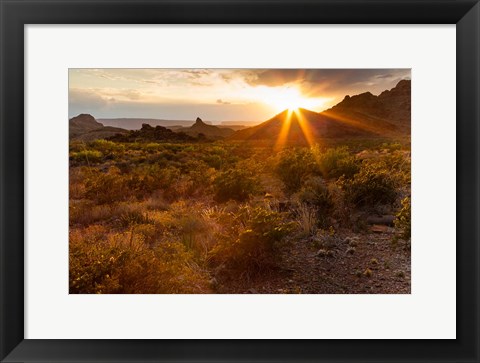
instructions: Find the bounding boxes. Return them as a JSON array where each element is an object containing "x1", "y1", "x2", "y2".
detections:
[{"x1": 69, "y1": 68, "x2": 411, "y2": 122}]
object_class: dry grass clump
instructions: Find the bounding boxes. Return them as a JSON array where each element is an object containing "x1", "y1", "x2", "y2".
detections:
[{"x1": 69, "y1": 226, "x2": 210, "y2": 294}]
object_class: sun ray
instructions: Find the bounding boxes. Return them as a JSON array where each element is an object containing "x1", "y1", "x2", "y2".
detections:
[
  {"x1": 322, "y1": 110, "x2": 382, "y2": 134},
  {"x1": 274, "y1": 109, "x2": 293, "y2": 150},
  {"x1": 295, "y1": 109, "x2": 316, "y2": 147}
]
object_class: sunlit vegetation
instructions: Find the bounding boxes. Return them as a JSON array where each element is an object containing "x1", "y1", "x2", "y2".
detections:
[{"x1": 69, "y1": 138, "x2": 411, "y2": 294}]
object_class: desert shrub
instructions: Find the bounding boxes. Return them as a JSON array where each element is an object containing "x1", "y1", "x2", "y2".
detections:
[
  {"x1": 213, "y1": 168, "x2": 259, "y2": 202},
  {"x1": 383, "y1": 151, "x2": 411, "y2": 186},
  {"x1": 314, "y1": 146, "x2": 360, "y2": 179},
  {"x1": 177, "y1": 160, "x2": 216, "y2": 197},
  {"x1": 69, "y1": 228, "x2": 210, "y2": 294},
  {"x1": 70, "y1": 200, "x2": 111, "y2": 225},
  {"x1": 89, "y1": 139, "x2": 125, "y2": 158},
  {"x1": 275, "y1": 148, "x2": 317, "y2": 194},
  {"x1": 144, "y1": 143, "x2": 164, "y2": 153},
  {"x1": 394, "y1": 197, "x2": 411, "y2": 240},
  {"x1": 294, "y1": 203, "x2": 318, "y2": 236},
  {"x1": 177, "y1": 214, "x2": 209, "y2": 251},
  {"x1": 145, "y1": 193, "x2": 170, "y2": 211},
  {"x1": 119, "y1": 210, "x2": 153, "y2": 227},
  {"x1": 124, "y1": 165, "x2": 181, "y2": 200},
  {"x1": 70, "y1": 150, "x2": 103, "y2": 164},
  {"x1": 380, "y1": 142, "x2": 403, "y2": 152},
  {"x1": 210, "y1": 206, "x2": 294, "y2": 275},
  {"x1": 84, "y1": 167, "x2": 128, "y2": 204},
  {"x1": 296, "y1": 177, "x2": 334, "y2": 226},
  {"x1": 340, "y1": 161, "x2": 397, "y2": 208}
]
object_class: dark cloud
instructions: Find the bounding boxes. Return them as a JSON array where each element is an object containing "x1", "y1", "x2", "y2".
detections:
[
  {"x1": 216, "y1": 99, "x2": 230, "y2": 105},
  {"x1": 244, "y1": 69, "x2": 410, "y2": 97}
]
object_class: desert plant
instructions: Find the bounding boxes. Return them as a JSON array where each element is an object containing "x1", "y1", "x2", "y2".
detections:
[
  {"x1": 295, "y1": 203, "x2": 318, "y2": 236},
  {"x1": 275, "y1": 148, "x2": 317, "y2": 194},
  {"x1": 313, "y1": 146, "x2": 360, "y2": 179},
  {"x1": 209, "y1": 206, "x2": 294, "y2": 275},
  {"x1": 296, "y1": 176, "x2": 333, "y2": 226},
  {"x1": 340, "y1": 161, "x2": 397, "y2": 208},
  {"x1": 394, "y1": 197, "x2": 411, "y2": 240},
  {"x1": 70, "y1": 150, "x2": 103, "y2": 164},
  {"x1": 213, "y1": 168, "x2": 259, "y2": 202},
  {"x1": 69, "y1": 228, "x2": 210, "y2": 294}
]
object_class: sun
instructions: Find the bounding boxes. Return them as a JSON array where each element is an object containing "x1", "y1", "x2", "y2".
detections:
[{"x1": 258, "y1": 86, "x2": 324, "y2": 112}]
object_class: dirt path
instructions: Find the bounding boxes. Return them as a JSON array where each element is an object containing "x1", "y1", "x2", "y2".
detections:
[{"x1": 216, "y1": 231, "x2": 411, "y2": 294}]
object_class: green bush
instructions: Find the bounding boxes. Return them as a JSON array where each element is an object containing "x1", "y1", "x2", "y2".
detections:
[
  {"x1": 340, "y1": 162, "x2": 397, "y2": 208},
  {"x1": 394, "y1": 197, "x2": 411, "y2": 240},
  {"x1": 89, "y1": 139, "x2": 125, "y2": 158},
  {"x1": 314, "y1": 147, "x2": 360, "y2": 179},
  {"x1": 213, "y1": 168, "x2": 259, "y2": 202},
  {"x1": 296, "y1": 177, "x2": 333, "y2": 226},
  {"x1": 70, "y1": 150, "x2": 103, "y2": 164},
  {"x1": 210, "y1": 206, "x2": 294, "y2": 275},
  {"x1": 275, "y1": 148, "x2": 317, "y2": 194}
]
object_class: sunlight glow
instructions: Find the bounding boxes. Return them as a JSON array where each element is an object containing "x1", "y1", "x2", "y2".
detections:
[{"x1": 256, "y1": 86, "x2": 326, "y2": 112}]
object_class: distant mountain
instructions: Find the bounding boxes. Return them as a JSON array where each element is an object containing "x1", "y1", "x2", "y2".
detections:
[
  {"x1": 229, "y1": 80, "x2": 410, "y2": 144},
  {"x1": 98, "y1": 118, "x2": 212, "y2": 130},
  {"x1": 69, "y1": 114, "x2": 128, "y2": 141},
  {"x1": 173, "y1": 117, "x2": 235, "y2": 139}
]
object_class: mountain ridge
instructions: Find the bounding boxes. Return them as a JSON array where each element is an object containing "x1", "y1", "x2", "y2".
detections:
[{"x1": 229, "y1": 79, "x2": 410, "y2": 144}]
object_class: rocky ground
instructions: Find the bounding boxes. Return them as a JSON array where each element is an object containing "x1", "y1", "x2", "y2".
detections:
[{"x1": 215, "y1": 228, "x2": 411, "y2": 294}]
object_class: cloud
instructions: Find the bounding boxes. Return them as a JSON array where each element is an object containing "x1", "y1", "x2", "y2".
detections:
[
  {"x1": 242, "y1": 69, "x2": 410, "y2": 96},
  {"x1": 216, "y1": 99, "x2": 230, "y2": 105}
]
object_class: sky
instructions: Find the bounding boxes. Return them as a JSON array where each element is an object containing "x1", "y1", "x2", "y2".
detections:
[{"x1": 69, "y1": 69, "x2": 411, "y2": 123}]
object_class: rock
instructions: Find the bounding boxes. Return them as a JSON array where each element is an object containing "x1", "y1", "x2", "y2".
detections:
[{"x1": 316, "y1": 249, "x2": 327, "y2": 257}]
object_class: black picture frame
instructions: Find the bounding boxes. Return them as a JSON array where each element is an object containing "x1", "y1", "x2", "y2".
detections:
[{"x1": 1, "y1": 0, "x2": 479, "y2": 362}]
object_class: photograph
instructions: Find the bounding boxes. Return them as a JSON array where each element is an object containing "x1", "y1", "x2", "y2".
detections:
[{"x1": 69, "y1": 68, "x2": 411, "y2": 294}]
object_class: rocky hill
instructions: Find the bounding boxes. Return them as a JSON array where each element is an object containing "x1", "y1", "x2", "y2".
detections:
[
  {"x1": 174, "y1": 117, "x2": 235, "y2": 139},
  {"x1": 323, "y1": 79, "x2": 411, "y2": 133},
  {"x1": 107, "y1": 123, "x2": 197, "y2": 143},
  {"x1": 69, "y1": 114, "x2": 128, "y2": 141}
]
